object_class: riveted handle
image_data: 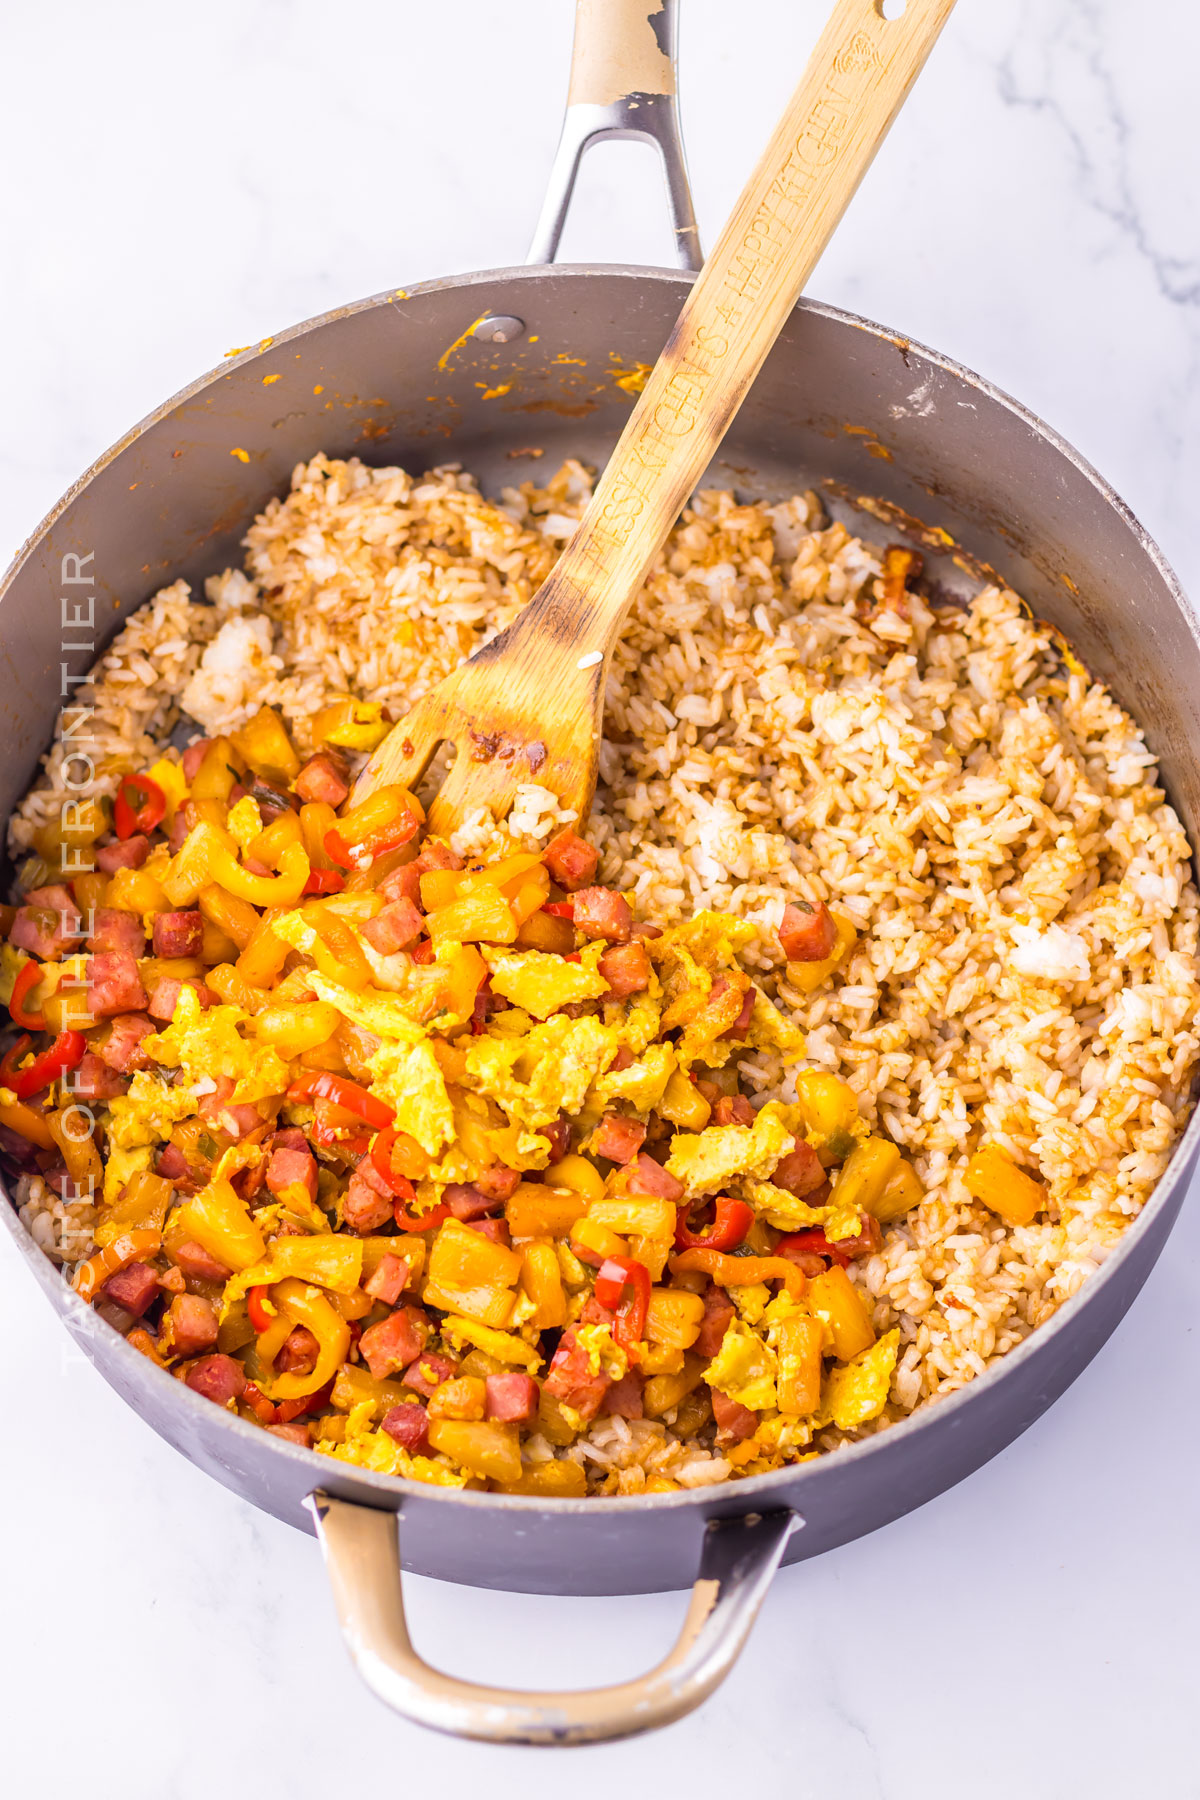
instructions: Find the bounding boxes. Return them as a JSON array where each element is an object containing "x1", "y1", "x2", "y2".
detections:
[
  {"x1": 308, "y1": 1492, "x2": 798, "y2": 1746},
  {"x1": 527, "y1": 0, "x2": 702, "y2": 270}
]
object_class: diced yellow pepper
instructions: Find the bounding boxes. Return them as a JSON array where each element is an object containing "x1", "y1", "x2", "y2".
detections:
[
  {"x1": 299, "y1": 801, "x2": 339, "y2": 868},
  {"x1": 508, "y1": 869, "x2": 551, "y2": 927},
  {"x1": 236, "y1": 912, "x2": 291, "y2": 987},
  {"x1": 146, "y1": 756, "x2": 188, "y2": 822},
  {"x1": 569, "y1": 1215, "x2": 628, "y2": 1265},
  {"x1": 775, "y1": 1314, "x2": 824, "y2": 1415},
  {"x1": 496, "y1": 1461, "x2": 588, "y2": 1499},
  {"x1": 808, "y1": 1265, "x2": 875, "y2": 1361},
  {"x1": 645, "y1": 1288, "x2": 706, "y2": 1349},
  {"x1": 543, "y1": 1153, "x2": 605, "y2": 1205},
  {"x1": 231, "y1": 706, "x2": 300, "y2": 782},
  {"x1": 506, "y1": 1184, "x2": 587, "y2": 1240},
  {"x1": 519, "y1": 1239, "x2": 568, "y2": 1328},
  {"x1": 428, "y1": 1376, "x2": 488, "y2": 1422},
  {"x1": 173, "y1": 1178, "x2": 266, "y2": 1272},
  {"x1": 427, "y1": 1418, "x2": 522, "y2": 1484},
  {"x1": 964, "y1": 1145, "x2": 1046, "y2": 1226},
  {"x1": 426, "y1": 887, "x2": 518, "y2": 947},
  {"x1": 658, "y1": 1067, "x2": 712, "y2": 1131},
  {"x1": 312, "y1": 697, "x2": 390, "y2": 753},
  {"x1": 249, "y1": 811, "x2": 304, "y2": 871},
  {"x1": 874, "y1": 1158, "x2": 923, "y2": 1223},
  {"x1": 834, "y1": 1136, "x2": 901, "y2": 1215}
]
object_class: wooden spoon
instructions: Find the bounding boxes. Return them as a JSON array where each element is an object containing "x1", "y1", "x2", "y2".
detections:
[{"x1": 356, "y1": 0, "x2": 957, "y2": 832}]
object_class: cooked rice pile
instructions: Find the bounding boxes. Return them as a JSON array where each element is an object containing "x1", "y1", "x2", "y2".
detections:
[{"x1": 12, "y1": 454, "x2": 1199, "y2": 1482}]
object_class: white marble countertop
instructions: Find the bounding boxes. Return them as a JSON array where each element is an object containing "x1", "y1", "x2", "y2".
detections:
[{"x1": 3, "y1": 3, "x2": 1198, "y2": 1793}]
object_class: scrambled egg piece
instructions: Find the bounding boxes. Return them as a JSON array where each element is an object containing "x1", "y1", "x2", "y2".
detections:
[
  {"x1": 745, "y1": 1179, "x2": 832, "y2": 1233},
  {"x1": 594, "y1": 1041, "x2": 675, "y2": 1113},
  {"x1": 743, "y1": 992, "x2": 805, "y2": 1061},
  {"x1": 481, "y1": 940, "x2": 609, "y2": 1020},
  {"x1": 661, "y1": 911, "x2": 757, "y2": 969},
  {"x1": 226, "y1": 794, "x2": 263, "y2": 855},
  {"x1": 704, "y1": 1316, "x2": 777, "y2": 1412},
  {"x1": 102, "y1": 1142, "x2": 153, "y2": 1207},
  {"x1": 729, "y1": 1281, "x2": 772, "y2": 1325},
  {"x1": 463, "y1": 1013, "x2": 617, "y2": 1133},
  {"x1": 574, "y1": 1322, "x2": 629, "y2": 1382},
  {"x1": 106, "y1": 1072, "x2": 200, "y2": 1149},
  {"x1": 666, "y1": 1100, "x2": 795, "y2": 1198},
  {"x1": 612, "y1": 989, "x2": 663, "y2": 1055},
  {"x1": 145, "y1": 986, "x2": 289, "y2": 1104},
  {"x1": 822, "y1": 1328, "x2": 900, "y2": 1430},
  {"x1": 320, "y1": 1402, "x2": 469, "y2": 1487},
  {"x1": 368, "y1": 1036, "x2": 454, "y2": 1157}
]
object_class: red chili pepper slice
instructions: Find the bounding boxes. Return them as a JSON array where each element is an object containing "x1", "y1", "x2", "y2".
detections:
[
  {"x1": 309, "y1": 1119, "x2": 372, "y2": 1157},
  {"x1": 247, "y1": 1285, "x2": 275, "y2": 1334},
  {"x1": 324, "y1": 814, "x2": 421, "y2": 873},
  {"x1": 369, "y1": 1126, "x2": 417, "y2": 1200},
  {"x1": 302, "y1": 868, "x2": 345, "y2": 896},
  {"x1": 594, "y1": 1254, "x2": 651, "y2": 1352},
  {"x1": 286, "y1": 1070, "x2": 395, "y2": 1131},
  {"x1": 9, "y1": 961, "x2": 46, "y2": 1031},
  {"x1": 113, "y1": 772, "x2": 167, "y2": 840},
  {"x1": 276, "y1": 1378, "x2": 335, "y2": 1423},
  {"x1": 543, "y1": 901, "x2": 575, "y2": 919},
  {"x1": 393, "y1": 1195, "x2": 451, "y2": 1234},
  {"x1": 9, "y1": 1029, "x2": 86, "y2": 1101},
  {"x1": 410, "y1": 938, "x2": 435, "y2": 965},
  {"x1": 674, "y1": 1195, "x2": 755, "y2": 1254},
  {"x1": 242, "y1": 1380, "x2": 278, "y2": 1425},
  {"x1": 775, "y1": 1227, "x2": 850, "y2": 1269}
]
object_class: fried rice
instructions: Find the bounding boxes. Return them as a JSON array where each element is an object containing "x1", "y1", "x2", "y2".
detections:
[{"x1": 10, "y1": 451, "x2": 1199, "y2": 1486}]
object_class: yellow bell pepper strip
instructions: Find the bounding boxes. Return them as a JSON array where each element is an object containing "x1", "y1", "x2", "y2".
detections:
[
  {"x1": 47, "y1": 1104, "x2": 103, "y2": 1189},
  {"x1": 113, "y1": 772, "x2": 166, "y2": 840},
  {"x1": 669, "y1": 1247, "x2": 808, "y2": 1301},
  {"x1": 0, "y1": 1092, "x2": 55, "y2": 1150},
  {"x1": 10, "y1": 960, "x2": 47, "y2": 1030},
  {"x1": 73, "y1": 1228, "x2": 162, "y2": 1302},
  {"x1": 172, "y1": 1178, "x2": 267, "y2": 1272},
  {"x1": 312, "y1": 697, "x2": 391, "y2": 753},
  {"x1": 258, "y1": 1277, "x2": 350, "y2": 1401},
  {"x1": 963, "y1": 1145, "x2": 1046, "y2": 1227},
  {"x1": 166, "y1": 821, "x2": 310, "y2": 908}
]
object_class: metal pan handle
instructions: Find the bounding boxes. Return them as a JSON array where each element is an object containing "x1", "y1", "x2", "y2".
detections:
[
  {"x1": 308, "y1": 1491, "x2": 797, "y2": 1745},
  {"x1": 526, "y1": 0, "x2": 702, "y2": 271}
]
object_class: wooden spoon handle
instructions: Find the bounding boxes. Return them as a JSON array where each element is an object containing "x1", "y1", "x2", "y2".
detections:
[{"x1": 524, "y1": 0, "x2": 957, "y2": 650}]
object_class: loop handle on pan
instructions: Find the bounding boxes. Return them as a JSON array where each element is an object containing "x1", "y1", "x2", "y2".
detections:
[
  {"x1": 308, "y1": 1492, "x2": 798, "y2": 1745},
  {"x1": 526, "y1": 0, "x2": 702, "y2": 271}
]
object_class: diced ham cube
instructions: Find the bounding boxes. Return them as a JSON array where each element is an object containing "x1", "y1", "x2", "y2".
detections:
[
  {"x1": 342, "y1": 1170, "x2": 393, "y2": 1233},
  {"x1": 484, "y1": 1372, "x2": 539, "y2": 1424},
  {"x1": 832, "y1": 1215, "x2": 883, "y2": 1262},
  {"x1": 363, "y1": 1252, "x2": 409, "y2": 1306},
  {"x1": 182, "y1": 739, "x2": 212, "y2": 781},
  {"x1": 185, "y1": 1353, "x2": 247, "y2": 1407},
  {"x1": 360, "y1": 1306, "x2": 431, "y2": 1380},
  {"x1": 155, "y1": 1144, "x2": 194, "y2": 1186},
  {"x1": 295, "y1": 749, "x2": 351, "y2": 807},
  {"x1": 88, "y1": 951, "x2": 149, "y2": 1018},
  {"x1": 270, "y1": 1126, "x2": 309, "y2": 1153},
  {"x1": 87, "y1": 907, "x2": 146, "y2": 957},
  {"x1": 713, "y1": 1094, "x2": 755, "y2": 1127},
  {"x1": 97, "y1": 1012, "x2": 156, "y2": 1073},
  {"x1": 444, "y1": 1182, "x2": 504, "y2": 1221},
  {"x1": 593, "y1": 1113, "x2": 646, "y2": 1165},
  {"x1": 266, "y1": 1144, "x2": 318, "y2": 1206},
  {"x1": 779, "y1": 900, "x2": 837, "y2": 962},
  {"x1": 603, "y1": 1369, "x2": 645, "y2": 1420},
  {"x1": 362, "y1": 897, "x2": 424, "y2": 955},
  {"x1": 12, "y1": 884, "x2": 84, "y2": 959},
  {"x1": 197, "y1": 1075, "x2": 268, "y2": 1140},
  {"x1": 724, "y1": 986, "x2": 755, "y2": 1040},
  {"x1": 770, "y1": 1141, "x2": 828, "y2": 1198},
  {"x1": 474, "y1": 1165, "x2": 521, "y2": 1201},
  {"x1": 102, "y1": 1260, "x2": 159, "y2": 1318},
  {"x1": 544, "y1": 1328, "x2": 611, "y2": 1422},
  {"x1": 96, "y1": 834, "x2": 151, "y2": 872},
  {"x1": 267, "y1": 1421, "x2": 312, "y2": 1446},
  {"x1": 542, "y1": 828, "x2": 599, "y2": 892},
  {"x1": 711, "y1": 1387, "x2": 759, "y2": 1444},
  {"x1": 171, "y1": 1240, "x2": 233, "y2": 1285},
  {"x1": 164, "y1": 1293, "x2": 219, "y2": 1358},
  {"x1": 381, "y1": 1401, "x2": 430, "y2": 1453},
  {"x1": 572, "y1": 885, "x2": 633, "y2": 943},
  {"x1": 152, "y1": 910, "x2": 203, "y2": 958},
  {"x1": 401, "y1": 1350, "x2": 457, "y2": 1398},
  {"x1": 628, "y1": 1151, "x2": 684, "y2": 1203},
  {"x1": 377, "y1": 862, "x2": 424, "y2": 909},
  {"x1": 414, "y1": 841, "x2": 463, "y2": 874},
  {"x1": 276, "y1": 1326, "x2": 319, "y2": 1376},
  {"x1": 71, "y1": 1052, "x2": 129, "y2": 1101},
  {"x1": 168, "y1": 811, "x2": 191, "y2": 854},
  {"x1": 466, "y1": 1217, "x2": 511, "y2": 1247},
  {"x1": 598, "y1": 940, "x2": 651, "y2": 997},
  {"x1": 694, "y1": 1283, "x2": 736, "y2": 1358}
]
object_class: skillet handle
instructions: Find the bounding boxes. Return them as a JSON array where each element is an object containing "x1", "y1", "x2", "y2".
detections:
[
  {"x1": 527, "y1": 0, "x2": 702, "y2": 271},
  {"x1": 307, "y1": 1491, "x2": 797, "y2": 1745}
]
